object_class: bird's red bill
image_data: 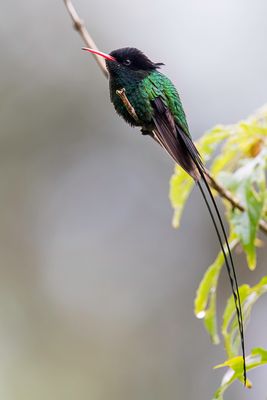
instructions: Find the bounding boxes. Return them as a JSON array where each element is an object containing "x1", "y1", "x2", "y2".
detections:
[{"x1": 82, "y1": 47, "x2": 116, "y2": 61}]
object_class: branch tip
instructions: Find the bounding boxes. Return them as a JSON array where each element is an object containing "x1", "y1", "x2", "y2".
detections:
[{"x1": 63, "y1": 0, "x2": 108, "y2": 78}]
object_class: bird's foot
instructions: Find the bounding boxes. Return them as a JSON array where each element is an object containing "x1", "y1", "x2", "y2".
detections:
[{"x1": 140, "y1": 128, "x2": 151, "y2": 136}]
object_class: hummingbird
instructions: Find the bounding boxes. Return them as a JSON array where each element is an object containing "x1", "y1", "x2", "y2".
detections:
[{"x1": 82, "y1": 47, "x2": 246, "y2": 384}]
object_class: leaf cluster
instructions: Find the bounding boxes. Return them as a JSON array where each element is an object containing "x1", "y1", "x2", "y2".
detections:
[{"x1": 169, "y1": 105, "x2": 267, "y2": 398}]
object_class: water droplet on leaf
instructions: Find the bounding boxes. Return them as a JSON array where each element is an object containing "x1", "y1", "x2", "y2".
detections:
[{"x1": 196, "y1": 311, "x2": 206, "y2": 319}]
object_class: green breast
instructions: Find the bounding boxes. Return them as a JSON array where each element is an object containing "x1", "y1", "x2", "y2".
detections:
[
  {"x1": 109, "y1": 70, "x2": 190, "y2": 136},
  {"x1": 109, "y1": 73, "x2": 154, "y2": 127}
]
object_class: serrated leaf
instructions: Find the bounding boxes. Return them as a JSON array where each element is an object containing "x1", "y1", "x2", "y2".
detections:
[
  {"x1": 222, "y1": 276, "x2": 267, "y2": 358},
  {"x1": 213, "y1": 347, "x2": 267, "y2": 399},
  {"x1": 169, "y1": 105, "x2": 267, "y2": 233},
  {"x1": 220, "y1": 151, "x2": 267, "y2": 269},
  {"x1": 169, "y1": 166, "x2": 194, "y2": 228},
  {"x1": 194, "y1": 236, "x2": 238, "y2": 344},
  {"x1": 169, "y1": 126, "x2": 230, "y2": 228},
  {"x1": 197, "y1": 126, "x2": 230, "y2": 162},
  {"x1": 210, "y1": 148, "x2": 237, "y2": 176},
  {"x1": 168, "y1": 105, "x2": 267, "y2": 399}
]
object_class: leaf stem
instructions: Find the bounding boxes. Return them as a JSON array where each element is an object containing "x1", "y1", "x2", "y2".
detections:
[{"x1": 206, "y1": 171, "x2": 267, "y2": 234}]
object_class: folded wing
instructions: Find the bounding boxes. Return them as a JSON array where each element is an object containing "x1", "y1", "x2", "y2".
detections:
[{"x1": 151, "y1": 97, "x2": 203, "y2": 181}]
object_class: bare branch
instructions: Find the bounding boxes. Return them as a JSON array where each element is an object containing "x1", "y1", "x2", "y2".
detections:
[{"x1": 63, "y1": 0, "x2": 108, "y2": 78}]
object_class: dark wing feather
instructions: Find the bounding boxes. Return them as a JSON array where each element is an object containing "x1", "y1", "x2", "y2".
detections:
[
  {"x1": 151, "y1": 97, "x2": 247, "y2": 383},
  {"x1": 151, "y1": 97, "x2": 247, "y2": 384},
  {"x1": 151, "y1": 97, "x2": 202, "y2": 180}
]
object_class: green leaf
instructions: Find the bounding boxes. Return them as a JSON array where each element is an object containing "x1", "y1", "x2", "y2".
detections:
[
  {"x1": 222, "y1": 276, "x2": 267, "y2": 358},
  {"x1": 168, "y1": 105, "x2": 267, "y2": 397},
  {"x1": 194, "y1": 237, "x2": 238, "y2": 344},
  {"x1": 169, "y1": 126, "x2": 230, "y2": 228},
  {"x1": 169, "y1": 166, "x2": 194, "y2": 228},
  {"x1": 169, "y1": 105, "x2": 267, "y2": 231},
  {"x1": 210, "y1": 148, "x2": 237, "y2": 176},
  {"x1": 219, "y1": 150, "x2": 267, "y2": 269},
  {"x1": 197, "y1": 126, "x2": 230, "y2": 163},
  {"x1": 213, "y1": 347, "x2": 267, "y2": 399}
]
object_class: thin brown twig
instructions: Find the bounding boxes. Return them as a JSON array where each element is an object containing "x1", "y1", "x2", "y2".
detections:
[
  {"x1": 116, "y1": 89, "x2": 139, "y2": 122},
  {"x1": 63, "y1": 0, "x2": 267, "y2": 236},
  {"x1": 206, "y1": 172, "x2": 267, "y2": 234},
  {"x1": 63, "y1": 0, "x2": 108, "y2": 77}
]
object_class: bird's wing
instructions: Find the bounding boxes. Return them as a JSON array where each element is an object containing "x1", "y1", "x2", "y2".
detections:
[{"x1": 151, "y1": 96, "x2": 203, "y2": 180}]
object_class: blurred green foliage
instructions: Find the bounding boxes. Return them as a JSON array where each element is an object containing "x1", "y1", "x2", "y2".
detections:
[{"x1": 169, "y1": 105, "x2": 267, "y2": 398}]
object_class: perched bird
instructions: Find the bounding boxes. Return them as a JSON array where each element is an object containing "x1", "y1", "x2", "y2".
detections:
[{"x1": 82, "y1": 47, "x2": 246, "y2": 384}]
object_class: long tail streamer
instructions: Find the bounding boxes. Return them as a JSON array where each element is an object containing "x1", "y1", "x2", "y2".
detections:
[
  {"x1": 176, "y1": 128, "x2": 246, "y2": 384},
  {"x1": 151, "y1": 97, "x2": 246, "y2": 384},
  {"x1": 197, "y1": 176, "x2": 246, "y2": 383},
  {"x1": 195, "y1": 162, "x2": 246, "y2": 385}
]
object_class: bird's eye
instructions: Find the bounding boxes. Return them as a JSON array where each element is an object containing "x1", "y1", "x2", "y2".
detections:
[{"x1": 123, "y1": 59, "x2": 131, "y2": 66}]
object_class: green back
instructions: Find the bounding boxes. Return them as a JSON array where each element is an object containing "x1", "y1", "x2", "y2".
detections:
[{"x1": 109, "y1": 70, "x2": 190, "y2": 136}]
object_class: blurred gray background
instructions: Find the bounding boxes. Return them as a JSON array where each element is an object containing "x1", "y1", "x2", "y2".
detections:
[{"x1": 1, "y1": 0, "x2": 267, "y2": 399}]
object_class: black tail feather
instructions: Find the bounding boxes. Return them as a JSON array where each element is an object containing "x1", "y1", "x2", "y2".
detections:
[
  {"x1": 197, "y1": 178, "x2": 246, "y2": 384},
  {"x1": 150, "y1": 95, "x2": 246, "y2": 383},
  {"x1": 178, "y1": 130, "x2": 247, "y2": 385}
]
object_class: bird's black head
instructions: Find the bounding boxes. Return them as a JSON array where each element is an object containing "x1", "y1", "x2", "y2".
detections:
[
  {"x1": 82, "y1": 47, "x2": 164, "y2": 80},
  {"x1": 107, "y1": 47, "x2": 164, "y2": 73}
]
